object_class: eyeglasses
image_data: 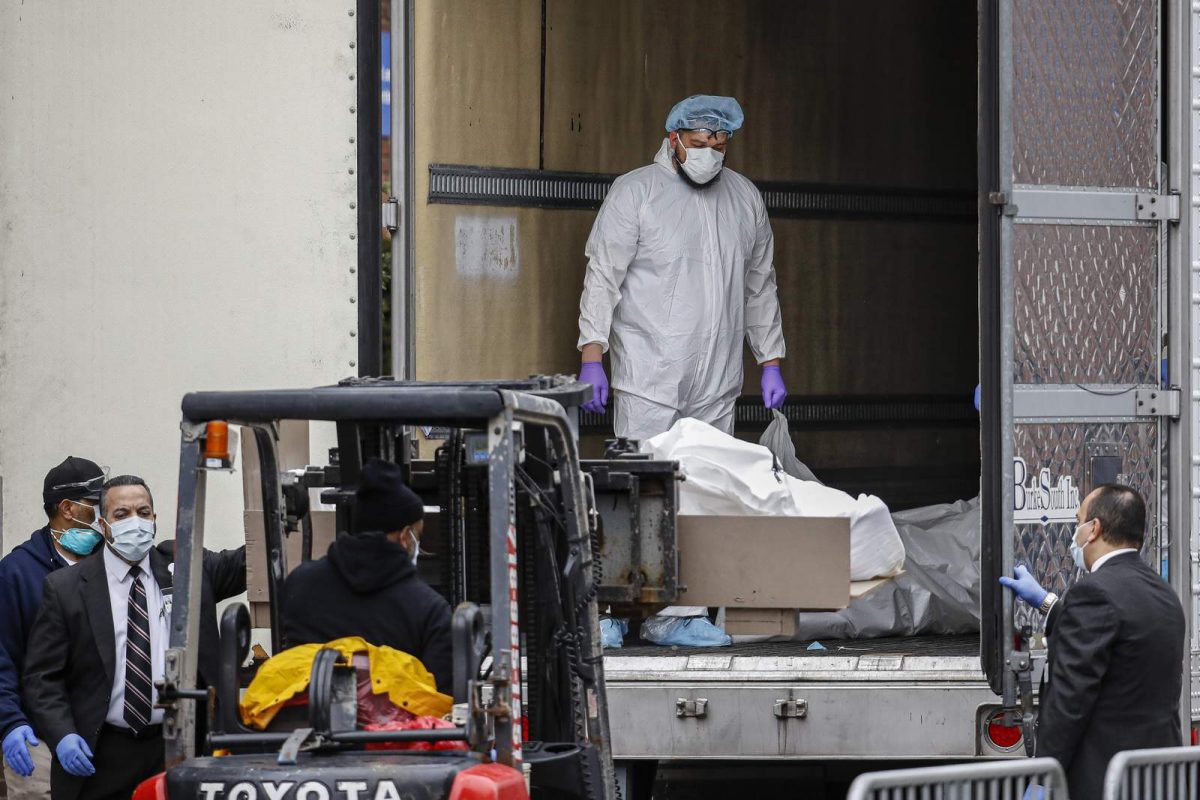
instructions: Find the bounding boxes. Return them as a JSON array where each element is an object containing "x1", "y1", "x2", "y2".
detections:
[{"x1": 683, "y1": 128, "x2": 733, "y2": 144}]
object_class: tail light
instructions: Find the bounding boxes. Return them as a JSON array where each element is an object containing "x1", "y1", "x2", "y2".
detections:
[
  {"x1": 984, "y1": 709, "x2": 1023, "y2": 750},
  {"x1": 448, "y1": 763, "x2": 528, "y2": 800},
  {"x1": 132, "y1": 772, "x2": 167, "y2": 800}
]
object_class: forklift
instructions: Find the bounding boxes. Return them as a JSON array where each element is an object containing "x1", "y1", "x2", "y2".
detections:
[{"x1": 140, "y1": 377, "x2": 627, "y2": 800}]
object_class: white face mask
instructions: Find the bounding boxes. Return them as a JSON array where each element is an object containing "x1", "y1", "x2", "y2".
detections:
[
  {"x1": 107, "y1": 516, "x2": 156, "y2": 563},
  {"x1": 676, "y1": 141, "x2": 724, "y2": 184},
  {"x1": 1070, "y1": 521, "x2": 1092, "y2": 571},
  {"x1": 405, "y1": 527, "x2": 421, "y2": 566}
]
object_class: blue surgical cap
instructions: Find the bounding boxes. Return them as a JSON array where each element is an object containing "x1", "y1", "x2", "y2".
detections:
[{"x1": 664, "y1": 95, "x2": 745, "y2": 133}]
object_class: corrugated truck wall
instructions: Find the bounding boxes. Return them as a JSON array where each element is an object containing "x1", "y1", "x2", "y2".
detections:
[
  {"x1": 413, "y1": 1, "x2": 976, "y2": 441},
  {"x1": 413, "y1": 0, "x2": 587, "y2": 383}
]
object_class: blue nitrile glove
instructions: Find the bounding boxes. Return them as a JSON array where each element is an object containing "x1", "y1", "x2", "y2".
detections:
[
  {"x1": 56, "y1": 734, "x2": 95, "y2": 777},
  {"x1": 761, "y1": 365, "x2": 787, "y2": 410},
  {"x1": 3, "y1": 725, "x2": 39, "y2": 777},
  {"x1": 1023, "y1": 785, "x2": 1045, "y2": 800},
  {"x1": 999, "y1": 564, "x2": 1048, "y2": 609},
  {"x1": 579, "y1": 361, "x2": 609, "y2": 414},
  {"x1": 974, "y1": 383, "x2": 981, "y2": 411}
]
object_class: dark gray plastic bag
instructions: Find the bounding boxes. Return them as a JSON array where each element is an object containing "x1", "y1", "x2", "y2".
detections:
[{"x1": 758, "y1": 409, "x2": 823, "y2": 485}]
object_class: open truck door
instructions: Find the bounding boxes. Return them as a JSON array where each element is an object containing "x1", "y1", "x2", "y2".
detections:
[{"x1": 980, "y1": 0, "x2": 1178, "y2": 741}]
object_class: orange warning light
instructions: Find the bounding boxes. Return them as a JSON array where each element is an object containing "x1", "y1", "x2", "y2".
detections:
[{"x1": 204, "y1": 421, "x2": 230, "y2": 462}]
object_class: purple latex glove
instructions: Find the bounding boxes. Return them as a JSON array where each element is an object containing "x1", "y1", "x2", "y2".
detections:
[
  {"x1": 579, "y1": 361, "x2": 609, "y2": 413},
  {"x1": 761, "y1": 365, "x2": 787, "y2": 409}
]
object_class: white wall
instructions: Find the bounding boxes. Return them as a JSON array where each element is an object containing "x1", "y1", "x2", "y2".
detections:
[{"x1": 0, "y1": 2, "x2": 360, "y2": 552}]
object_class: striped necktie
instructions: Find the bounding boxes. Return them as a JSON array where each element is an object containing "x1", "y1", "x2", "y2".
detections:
[{"x1": 123, "y1": 566, "x2": 154, "y2": 733}]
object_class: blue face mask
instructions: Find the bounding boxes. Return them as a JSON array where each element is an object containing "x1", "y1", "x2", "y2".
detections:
[
  {"x1": 53, "y1": 500, "x2": 103, "y2": 557},
  {"x1": 52, "y1": 527, "x2": 103, "y2": 557}
]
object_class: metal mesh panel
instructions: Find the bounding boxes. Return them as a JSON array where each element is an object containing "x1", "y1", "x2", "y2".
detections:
[
  {"x1": 1014, "y1": 224, "x2": 1157, "y2": 384},
  {"x1": 1104, "y1": 746, "x2": 1200, "y2": 799},
  {"x1": 1012, "y1": 0, "x2": 1159, "y2": 188},
  {"x1": 1013, "y1": 422, "x2": 1158, "y2": 633},
  {"x1": 847, "y1": 758, "x2": 1069, "y2": 800}
]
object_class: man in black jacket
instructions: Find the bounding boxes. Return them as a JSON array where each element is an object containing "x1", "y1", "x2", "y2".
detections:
[
  {"x1": 21, "y1": 475, "x2": 245, "y2": 800},
  {"x1": 2, "y1": 457, "x2": 105, "y2": 798},
  {"x1": 281, "y1": 457, "x2": 452, "y2": 694},
  {"x1": 1000, "y1": 483, "x2": 1185, "y2": 799}
]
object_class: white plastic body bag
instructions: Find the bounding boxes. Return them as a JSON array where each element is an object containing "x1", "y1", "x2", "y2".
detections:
[{"x1": 642, "y1": 418, "x2": 906, "y2": 581}]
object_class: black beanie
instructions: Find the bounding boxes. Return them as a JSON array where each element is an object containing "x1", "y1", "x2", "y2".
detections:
[{"x1": 353, "y1": 458, "x2": 424, "y2": 535}]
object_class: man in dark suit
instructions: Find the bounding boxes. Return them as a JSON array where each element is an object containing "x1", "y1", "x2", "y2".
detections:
[
  {"x1": 21, "y1": 475, "x2": 245, "y2": 800},
  {"x1": 1000, "y1": 483, "x2": 1185, "y2": 799}
]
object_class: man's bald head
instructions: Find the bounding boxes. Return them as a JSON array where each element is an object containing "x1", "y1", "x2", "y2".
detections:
[{"x1": 1081, "y1": 484, "x2": 1145, "y2": 551}]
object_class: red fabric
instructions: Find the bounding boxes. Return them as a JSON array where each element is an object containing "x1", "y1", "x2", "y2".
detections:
[
  {"x1": 362, "y1": 716, "x2": 470, "y2": 752},
  {"x1": 356, "y1": 664, "x2": 412, "y2": 728}
]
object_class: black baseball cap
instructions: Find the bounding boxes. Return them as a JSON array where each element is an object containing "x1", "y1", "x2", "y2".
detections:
[{"x1": 43, "y1": 457, "x2": 107, "y2": 505}]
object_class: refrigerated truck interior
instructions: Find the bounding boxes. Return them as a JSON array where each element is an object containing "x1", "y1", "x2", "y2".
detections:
[{"x1": 401, "y1": 0, "x2": 1194, "y2": 782}]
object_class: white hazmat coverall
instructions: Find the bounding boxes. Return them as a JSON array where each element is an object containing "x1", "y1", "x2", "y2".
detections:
[{"x1": 577, "y1": 139, "x2": 786, "y2": 441}]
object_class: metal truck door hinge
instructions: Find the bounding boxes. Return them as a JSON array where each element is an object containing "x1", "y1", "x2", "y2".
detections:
[
  {"x1": 1005, "y1": 189, "x2": 1179, "y2": 222},
  {"x1": 773, "y1": 692, "x2": 808, "y2": 720},
  {"x1": 988, "y1": 191, "x2": 1018, "y2": 217},
  {"x1": 1135, "y1": 387, "x2": 1180, "y2": 418},
  {"x1": 382, "y1": 197, "x2": 399, "y2": 232},
  {"x1": 675, "y1": 698, "x2": 708, "y2": 719},
  {"x1": 1135, "y1": 192, "x2": 1180, "y2": 222}
]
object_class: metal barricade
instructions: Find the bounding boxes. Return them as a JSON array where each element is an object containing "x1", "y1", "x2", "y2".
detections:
[
  {"x1": 1103, "y1": 746, "x2": 1200, "y2": 800},
  {"x1": 846, "y1": 758, "x2": 1069, "y2": 800}
]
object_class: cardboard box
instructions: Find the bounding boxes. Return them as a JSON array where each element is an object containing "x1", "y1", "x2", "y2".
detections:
[
  {"x1": 724, "y1": 576, "x2": 902, "y2": 638},
  {"x1": 724, "y1": 608, "x2": 797, "y2": 637},
  {"x1": 850, "y1": 575, "x2": 899, "y2": 600},
  {"x1": 677, "y1": 515, "x2": 850, "y2": 610}
]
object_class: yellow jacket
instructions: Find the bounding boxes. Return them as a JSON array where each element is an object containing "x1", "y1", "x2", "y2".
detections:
[{"x1": 240, "y1": 636, "x2": 452, "y2": 729}]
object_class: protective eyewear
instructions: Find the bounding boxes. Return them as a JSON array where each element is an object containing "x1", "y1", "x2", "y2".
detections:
[
  {"x1": 50, "y1": 467, "x2": 110, "y2": 495},
  {"x1": 683, "y1": 128, "x2": 733, "y2": 144}
]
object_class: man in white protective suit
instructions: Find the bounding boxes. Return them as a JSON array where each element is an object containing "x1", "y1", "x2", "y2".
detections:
[{"x1": 576, "y1": 94, "x2": 788, "y2": 442}]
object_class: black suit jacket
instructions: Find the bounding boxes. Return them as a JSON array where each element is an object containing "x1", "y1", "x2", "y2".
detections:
[
  {"x1": 22, "y1": 543, "x2": 245, "y2": 800},
  {"x1": 1038, "y1": 551, "x2": 1184, "y2": 800}
]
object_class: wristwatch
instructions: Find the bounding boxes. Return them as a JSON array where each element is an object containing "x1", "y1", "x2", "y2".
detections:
[{"x1": 1039, "y1": 592, "x2": 1058, "y2": 615}]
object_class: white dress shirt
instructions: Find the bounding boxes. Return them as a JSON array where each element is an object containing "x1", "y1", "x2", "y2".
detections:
[
  {"x1": 102, "y1": 545, "x2": 169, "y2": 727},
  {"x1": 1090, "y1": 548, "x2": 1139, "y2": 573}
]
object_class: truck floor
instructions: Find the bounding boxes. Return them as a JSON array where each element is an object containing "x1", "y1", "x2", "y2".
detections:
[{"x1": 614, "y1": 632, "x2": 979, "y2": 659}]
